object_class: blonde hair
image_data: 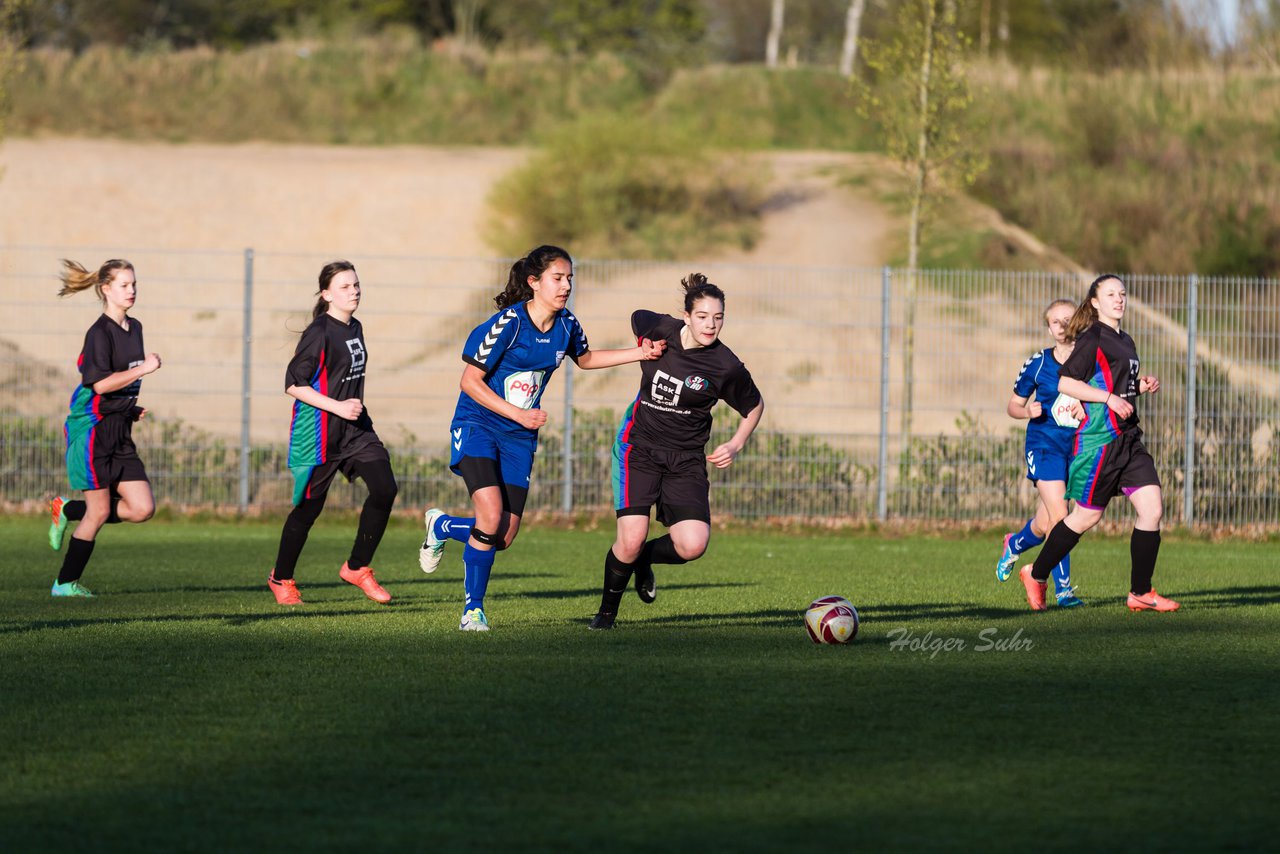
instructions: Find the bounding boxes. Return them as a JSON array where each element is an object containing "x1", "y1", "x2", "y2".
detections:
[
  {"x1": 1044, "y1": 298, "x2": 1076, "y2": 341},
  {"x1": 58, "y1": 259, "x2": 135, "y2": 301}
]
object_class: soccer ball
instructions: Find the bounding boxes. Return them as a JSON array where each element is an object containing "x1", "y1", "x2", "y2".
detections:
[
  {"x1": 805, "y1": 596, "x2": 859, "y2": 644},
  {"x1": 1050, "y1": 392, "x2": 1081, "y2": 429}
]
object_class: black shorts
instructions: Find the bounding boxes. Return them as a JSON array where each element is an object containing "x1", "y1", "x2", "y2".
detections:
[
  {"x1": 84, "y1": 412, "x2": 149, "y2": 490},
  {"x1": 1067, "y1": 429, "x2": 1161, "y2": 510},
  {"x1": 303, "y1": 431, "x2": 391, "y2": 501},
  {"x1": 455, "y1": 454, "x2": 530, "y2": 517},
  {"x1": 612, "y1": 442, "x2": 710, "y2": 526}
]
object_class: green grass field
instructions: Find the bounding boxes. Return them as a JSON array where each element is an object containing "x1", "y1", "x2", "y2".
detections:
[{"x1": 1, "y1": 516, "x2": 1274, "y2": 850}]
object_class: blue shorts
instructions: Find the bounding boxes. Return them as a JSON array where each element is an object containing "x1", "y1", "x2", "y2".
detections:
[
  {"x1": 1024, "y1": 446, "x2": 1069, "y2": 484},
  {"x1": 449, "y1": 423, "x2": 536, "y2": 513}
]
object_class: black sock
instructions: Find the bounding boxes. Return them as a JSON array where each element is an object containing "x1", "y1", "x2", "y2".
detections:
[
  {"x1": 640, "y1": 534, "x2": 689, "y2": 567},
  {"x1": 106, "y1": 498, "x2": 122, "y2": 524},
  {"x1": 1031, "y1": 521, "x2": 1080, "y2": 582},
  {"x1": 273, "y1": 495, "x2": 327, "y2": 581},
  {"x1": 57, "y1": 537, "x2": 95, "y2": 584},
  {"x1": 598, "y1": 548, "x2": 634, "y2": 616},
  {"x1": 64, "y1": 500, "x2": 86, "y2": 522},
  {"x1": 1130, "y1": 528, "x2": 1161, "y2": 595},
  {"x1": 348, "y1": 459, "x2": 399, "y2": 570}
]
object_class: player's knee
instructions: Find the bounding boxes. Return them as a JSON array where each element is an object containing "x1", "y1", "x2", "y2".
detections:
[
  {"x1": 472, "y1": 527, "x2": 505, "y2": 550},
  {"x1": 675, "y1": 540, "x2": 707, "y2": 562}
]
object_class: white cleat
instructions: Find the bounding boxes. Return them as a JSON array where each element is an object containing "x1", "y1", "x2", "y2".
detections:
[
  {"x1": 419, "y1": 507, "x2": 446, "y2": 573},
  {"x1": 459, "y1": 607, "x2": 490, "y2": 631}
]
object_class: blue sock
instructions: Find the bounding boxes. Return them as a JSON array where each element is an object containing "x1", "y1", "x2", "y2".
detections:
[
  {"x1": 463, "y1": 543, "x2": 496, "y2": 613},
  {"x1": 1052, "y1": 552, "x2": 1072, "y2": 595},
  {"x1": 1010, "y1": 519, "x2": 1045, "y2": 555},
  {"x1": 433, "y1": 513, "x2": 474, "y2": 544}
]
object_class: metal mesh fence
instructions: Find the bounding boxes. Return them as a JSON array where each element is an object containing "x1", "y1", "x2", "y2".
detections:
[{"x1": 2, "y1": 245, "x2": 1277, "y2": 529}]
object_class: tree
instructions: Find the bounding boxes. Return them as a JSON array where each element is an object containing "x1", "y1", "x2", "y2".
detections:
[
  {"x1": 838, "y1": 0, "x2": 867, "y2": 77},
  {"x1": 0, "y1": 0, "x2": 24, "y2": 168},
  {"x1": 765, "y1": 0, "x2": 785, "y2": 67},
  {"x1": 857, "y1": 0, "x2": 985, "y2": 447}
]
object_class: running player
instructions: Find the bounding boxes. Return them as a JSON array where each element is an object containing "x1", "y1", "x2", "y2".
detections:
[
  {"x1": 417, "y1": 245, "x2": 665, "y2": 631},
  {"x1": 589, "y1": 272, "x2": 764, "y2": 630},
  {"x1": 267, "y1": 260, "x2": 398, "y2": 606},
  {"x1": 995, "y1": 299, "x2": 1085, "y2": 607},
  {"x1": 47, "y1": 259, "x2": 161, "y2": 597},
  {"x1": 1020, "y1": 274, "x2": 1179, "y2": 612}
]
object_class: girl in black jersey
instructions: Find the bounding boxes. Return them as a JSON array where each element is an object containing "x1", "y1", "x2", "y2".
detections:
[
  {"x1": 268, "y1": 260, "x2": 398, "y2": 606},
  {"x1": 47, "y1": 259, "x2": 162, "y2": 597},
  {"x1": 1021, "y1": 274, "x2": 1179, "y2": 612},
  {"x1": 590, "y1": 273, "x2": 765, "y2": 630}
]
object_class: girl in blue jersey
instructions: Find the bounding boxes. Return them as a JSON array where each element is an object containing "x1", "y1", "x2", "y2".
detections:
[
  {"x1": 1022, "y1": 275, "x2": 1178, "y2": 612},
  {"x1": 995, "y1": 299, "x2": 1086, "y2": 607},
  {"x1": 418, "y1": 245, "x2": 666, "y2": 631},
  {"x1": 47, "y1": 259, "x2": 162, "y2": 597},
  {"x1": 268, "y1": 260, "x2": 398, "y2": 606}
]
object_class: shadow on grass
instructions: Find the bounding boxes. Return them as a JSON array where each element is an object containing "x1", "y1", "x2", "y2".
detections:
[{"x1": 1169, "y1": 585, "x2": 1280, "y2": 608}]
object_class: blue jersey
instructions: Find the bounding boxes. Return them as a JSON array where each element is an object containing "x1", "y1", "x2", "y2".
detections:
[
  {"x1": 1012, "y1": 347, "x2": 1074, "y2": 457},
  {"x1": 451, "y1": 301, "x2": 590, "y2": 437}
]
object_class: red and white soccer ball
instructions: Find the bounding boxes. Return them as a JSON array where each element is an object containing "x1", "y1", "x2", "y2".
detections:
[
  {"x1": 1050, "y1": 392, "x2": 1082, "y2": 429},
  {"x1": 805, "y1": 595, "x2": 859, "y2": 644}
]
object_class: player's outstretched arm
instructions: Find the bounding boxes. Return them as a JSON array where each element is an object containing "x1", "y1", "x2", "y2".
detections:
[
  {"x1": 574, "y1": 338, "x2": 666, "y2": 370},
  {"x1": 91, "y1": 352, "x2": 162, "y2": 395}
]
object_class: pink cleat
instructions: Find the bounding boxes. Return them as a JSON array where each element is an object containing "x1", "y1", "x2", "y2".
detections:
[
  {"x1": 268, "y1": 571, "x2": 303, "y2": 605},
  {"x1": 340, "y1": 562, "x2": 391, "y2": 604},
  {"x1": 1020, "y1": 565, "x2": 1047, "y2": 612},
  {"x1": 1127, "y1": 588, "x2": 1180, "y2": 612}
]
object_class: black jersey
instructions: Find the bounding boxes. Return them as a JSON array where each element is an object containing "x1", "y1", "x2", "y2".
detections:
[
  {"x1": 1060, "y1": 320, "x2": 1142, "y2": 439},
  {"x1": 76, "y1": 314, "x2": 147, "y2": 416},
  {"x1": 621, "y1": 310, "x2": 761, "y2": 452},
  {"x1": 286, "y1": 313, "x2": 374, "y2": 458}
]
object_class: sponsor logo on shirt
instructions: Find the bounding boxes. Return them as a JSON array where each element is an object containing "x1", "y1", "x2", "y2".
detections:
[
  {"x1": 504, "y1": 370, "x2": 545, "y2": 410},
  {"x1": 651, "y1": 369, "x2": 682, "y2": 406}
]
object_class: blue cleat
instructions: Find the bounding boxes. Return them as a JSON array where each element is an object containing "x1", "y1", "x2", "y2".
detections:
[
  {"x1": 996, "y1": 533, "x2": 1018, "y2": 582},
  {"x1": 1055, "y1": 587, "x2": 1086, "y2": 608},
  {"x1": 51, "y1": 580, "x2": 94, "y2": 598}
]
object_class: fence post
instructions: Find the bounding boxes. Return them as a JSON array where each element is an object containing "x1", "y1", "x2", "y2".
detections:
[
  {"x1": 561, "y1": 285, "x2": 576, "y2": 513},
  {"x1": 239, "y1": 248, "x2": 254, "y2": 513},
  {"x1": 877, "y1": 266, "x2": 891, "y2": 521},
  {"x1": 1183, "y1": 273, "x2": 1197, "y2": 527}
]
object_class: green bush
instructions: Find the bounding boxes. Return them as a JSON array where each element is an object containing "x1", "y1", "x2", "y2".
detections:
[{"x1": 485, "y1": 111, "x2": 769, "y2": 259}]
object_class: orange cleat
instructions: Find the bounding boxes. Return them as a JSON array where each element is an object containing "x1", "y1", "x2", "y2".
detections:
[
  {"x1": 340, "y1": 562, "x2": 391, "y2": 604},
  {"x1": 1127, "y1": 588, "x2": 1180, "y2": 612},
  {"x1": 268, "y1": 571, "x2": 303, "y2": 605},
  {"x1": 1020, "y1": 565, "x2": 1047, "y2": 612}
]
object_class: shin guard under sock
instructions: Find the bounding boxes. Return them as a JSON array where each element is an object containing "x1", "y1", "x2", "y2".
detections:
[
  {"x1": 598, "y1": 548, "x2": 634, "y2": 616},
  {"x1": 1031, "y1": 521, "x2": 1080, "y2": 583},
  {"x1": 58, "y1": 537, "x2": 95, "y2": 584},
  {"x1": 1130, "y1": 528, "x2": 1161, "y2": 595}
]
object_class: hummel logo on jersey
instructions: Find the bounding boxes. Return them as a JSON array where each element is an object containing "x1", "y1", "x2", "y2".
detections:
[
  {"x1": 452, "y1": 428, "x2": 463, "y2": 450},
  {"x1": 535, "y1": 336, "x2": 550, "y2": 343},
  {"x1": 475, "y1": 310, "x2": 516, "y2": 364}
]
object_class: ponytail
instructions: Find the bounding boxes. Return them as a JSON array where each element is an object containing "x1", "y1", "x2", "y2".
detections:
[
  {"x1": 494, "y1": 245, "x2": 572, "y2": 310},
  {"x1": 1066, "y1": 274, "x2": 1121, "y2": 341},
  {"x1": 58, "y1": 258, "x2": 134, "y2": 301},
  {"x1": 681, "y1": 272, "x2": 726, "y2": 312}
]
